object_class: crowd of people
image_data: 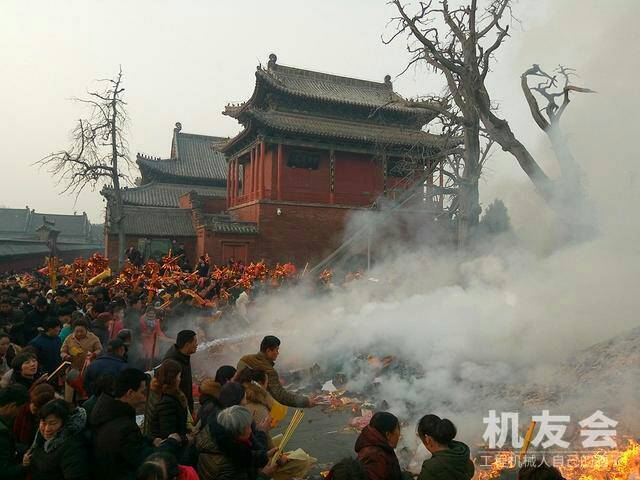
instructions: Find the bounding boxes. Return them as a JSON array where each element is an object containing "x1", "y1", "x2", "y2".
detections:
[{"x1": 0, "y1": 259, "x2": 566, "y2": 480}]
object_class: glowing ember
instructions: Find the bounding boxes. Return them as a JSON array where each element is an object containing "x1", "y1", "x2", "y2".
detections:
[{"x1": 476, "y1": 439, "x2": 640, "y2": 480}]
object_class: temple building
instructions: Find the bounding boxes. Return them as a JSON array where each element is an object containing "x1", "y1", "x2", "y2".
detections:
[
  {"x1": 219, "y1": 54, "x2": 446, "y2": 265},
  {"x1": 103, "y1": 123, "x2": 257, "y2": 266},
  {"x1": 103, "y1": 55, "x2": 447, "y2": 267}
]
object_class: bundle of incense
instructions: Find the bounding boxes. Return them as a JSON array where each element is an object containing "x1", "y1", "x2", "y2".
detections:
[{"x1": 269, "y1": 409, "x2": 305, "y2": 466}]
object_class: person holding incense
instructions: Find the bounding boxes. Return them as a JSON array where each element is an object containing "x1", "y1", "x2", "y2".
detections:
[
  {"x1": 237, "y1": 336, "x2": 317, "y2": 408},
  {"x1": 196, "y1": 405, "x2": 278, "y2": 480}
]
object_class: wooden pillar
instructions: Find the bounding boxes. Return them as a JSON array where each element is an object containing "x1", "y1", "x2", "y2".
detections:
[
  {"x1": 276, "y1": 143, "x2": 283, "y2": 200},
  {"x1": 329, "y1": 149, "x2": 335, "y2": 204},
  {"x1": 258, "y1": 141, "x2": 265, "y2": 196},
  {"x1": 226, "y1": 160, "x2": 232, "y2": 208},
  {"x1": 250, "y1": 147, "x2": 256, "y2": 200},
  {"x1": 233, "y1": 159, "x2": 239, "y2": 202}
]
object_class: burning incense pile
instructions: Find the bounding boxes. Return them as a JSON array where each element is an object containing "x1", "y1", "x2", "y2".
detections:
[{"x1": 476, "y1": 439, "x2": 640, "y2": 480}]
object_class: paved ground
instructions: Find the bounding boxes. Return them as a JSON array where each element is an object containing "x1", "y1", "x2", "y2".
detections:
[{"x1": 271, "y1": 407, "x2": 359, "y2": 478}]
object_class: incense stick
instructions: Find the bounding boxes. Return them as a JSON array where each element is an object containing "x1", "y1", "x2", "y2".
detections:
[
  {"x1": 270, "y1": 409, "x2": 305, "y2": 466},
  {"x1": 519, "y1": 421, "x2": 537, "y2": 461}
]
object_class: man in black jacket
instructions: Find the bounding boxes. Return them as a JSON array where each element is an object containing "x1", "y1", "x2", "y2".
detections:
[
  {"x1": 163, "y1": 330, "x2": 198, "y2": 412},
  {"x1": 22, "y1": 296, "x2": 49, "y2": 343},
  {"x1": 89, "y1": 368, "x2": 179, "y2": 480},
  {"x1": 83, "y1": 338, "x2": 128, "y2": 396},
  {"x1": 0, "y1": 384, "x2": 29, "y2": 479}
]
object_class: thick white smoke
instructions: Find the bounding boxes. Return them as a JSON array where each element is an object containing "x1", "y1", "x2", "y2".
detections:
[{"x1": 208, "y1": 0, "x2": 640, "y2": 452}]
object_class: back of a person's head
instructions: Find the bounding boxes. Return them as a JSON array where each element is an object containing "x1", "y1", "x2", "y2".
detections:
[
  {"x1": 93, "y1": 302, "x2": 107, "y2": 314},
  {"x1": 214, "y1": 365, "x2": 237, "y2": 385},
  {"x1": 155, "y1": 359, "x2": 182, "y2": 389},
  {"x1": 518, "y1": 461, "x2": 565, "y2": 480},
  {"x1": 136, "y1": 452, "x2": 179, "y2": 480},
  {"x1": 370, "y1": 411, "x2": 399, "y2": 435},
  {"x1": 106, "y1": 338, "x2": 125, "y2": 353},
  {"x1": 114, "y1": 368, "x2": 147, "y2": 398},
  {"x1": 43, "y1": 317, "x2": 60, "y2": 331},
  {"x1": 217, "y1": 405, "x2": 253, "y2": 437},
  {"x1": 93, "y1": 373, "x2": 117, "y2": 396},
  {"x1": 417, "y1": 414, "x2": 457, "y2": 445},
  {"x1": 175, "y1": 330, "x2": 196, "y2": 349},
  {"x1": 219, "y1": 381, "x2": 245, "y2": 408},
  {"x1": 327, "y1": 458, "x2": 367, "y2": 480},
  {"x1": 0, "y1": 384, "x2": 29, "y2": 407},
  {"x1": 260, "y1": 335, "x2": 280, "y2": 352},
  {"x1": 30, "y1": 383, "x2": 56, "y2": 410}
]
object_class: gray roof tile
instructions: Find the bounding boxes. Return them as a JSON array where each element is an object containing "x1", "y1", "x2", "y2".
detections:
[
  {"x1": 137, "y1": 132, "x2": 228, "y2": 182},
  {"x1": 105, "y1": 182, "x2": 226, "y2": 208},
  {"x1": 204, "y1": 215, "x2": 258, "y2": 235},
  {"x1": 257, "y1": 63, "x2": 411, "y2": 110},
  {"x1": 0, "y1": 209, "x2": 30, "y2": 233},
  {"x1": 110, "y1": 206, "x2": 196, "y2": 237},
  {"x1": 239, "y1": 109, "x2": 445, "y2": 148},
  {"x1": 0, "y1": 208, "x2": 90, "y2": 241}
]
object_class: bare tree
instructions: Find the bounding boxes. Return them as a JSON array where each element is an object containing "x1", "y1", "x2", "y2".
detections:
[
  {"x1": 38, "y1": 68, "x2": 131, "y2": 268},
  {"x1": 386, "y1": 0, "x2": 508, "y2": 246},
  {"x1": 521, "y1": 64, "x2": 595, "y2": 199},
  {"x1": 387, "y1": 0, "x2": 593, "y2": 244}
]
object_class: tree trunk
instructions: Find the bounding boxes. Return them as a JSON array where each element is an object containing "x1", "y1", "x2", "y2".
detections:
[
  {"x1": 457, "y1": 117, "x2": 482, "y2": 247},
  {"x1": 547, "y1": 122, "x2": 582, "y2": 197},
  {"x1": 110, "y1": 77, "x2": 126, "y2": 270},
  {"x1": 479, "y1": 106, "x2": 555, "y2": 198}
]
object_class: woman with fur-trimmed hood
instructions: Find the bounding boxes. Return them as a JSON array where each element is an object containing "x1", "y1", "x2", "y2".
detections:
[
  {"x1": 24, "y1": 399, "x2": 90, "y2": 480},
  {"x1": 146, "y1": 359, "x2": 190, "y2": 444},
  {"x1": 236, "y1": 367, "x2": 275, "y2": 448},
  {"x1": 197, "y1": 365, "x2": 236, "y2": 428}
]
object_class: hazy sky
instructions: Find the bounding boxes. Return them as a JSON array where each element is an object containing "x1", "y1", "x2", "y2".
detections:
[{"x1": 0, "y1": 0, "x2": 607, "y2": 223}]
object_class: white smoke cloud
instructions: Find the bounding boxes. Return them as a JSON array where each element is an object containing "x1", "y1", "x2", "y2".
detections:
[{"x1": 205, "y1": 0, "x2": 640, "y2": 452}]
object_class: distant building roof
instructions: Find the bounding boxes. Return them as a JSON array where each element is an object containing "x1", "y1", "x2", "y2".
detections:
[
  {"x1": 111, "y1": 206, "x2": 196, "y2": 237},
  {"x1": 103, "y1": 182, "x2": 226, "y2": 208},
  {"x1": 0, "y1": 208, "x2": 30, "y2": 233},
  {"x1": 137, "y1": 127, "x2": 228, "y2": 184},
  {"x1": 0, "y1": 208, "x2": 92, "y2": 242},
  {"x1": 0, "y1": 239, "x2": 101, "y2": 259}
]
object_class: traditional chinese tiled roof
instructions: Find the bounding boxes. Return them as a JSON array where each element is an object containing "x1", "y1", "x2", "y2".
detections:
[
  {"x1": 0, "y1": 208, "x2": 30, "y2": 233},
  {"x1": 110, "y1": 206, "x2": 196, "y2": 237},
  {"x1": 0, "y1": 239, "x2": 101, "y2": 259},
  {"x1": 0, "y1": 208, "x2": 92, "y2": 242},
  {"x1": 103, "y1": 182, "x2": 226, "y2": 208},
  {"x1": 204, "y1": 214, "x2": 258, "y2": 235},
  {"x1": 137, "y1": 131, "x2": 228, "y2": 183},
  {"x1": 227, "y1": 108, "x2": 445, "y2": 149},
  {"x1": 224, "y1": 54, "x2": 441, "y2": 118}
]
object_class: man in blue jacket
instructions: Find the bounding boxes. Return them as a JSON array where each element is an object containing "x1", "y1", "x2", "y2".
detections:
[
  {"x1": 84, "y1": 338, "x2": 128, "y2": 396},
  {"x1": 28, "y1": 317, "x2": 62, "y2": 374}
]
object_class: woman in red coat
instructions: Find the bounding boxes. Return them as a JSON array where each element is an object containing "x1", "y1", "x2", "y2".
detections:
[
  {"x1": 355, "y1": 411, "x2": 403, "y2": 480},
  {"x1": 12, "y1": 383, "x2": 55, "y2": 447}
]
